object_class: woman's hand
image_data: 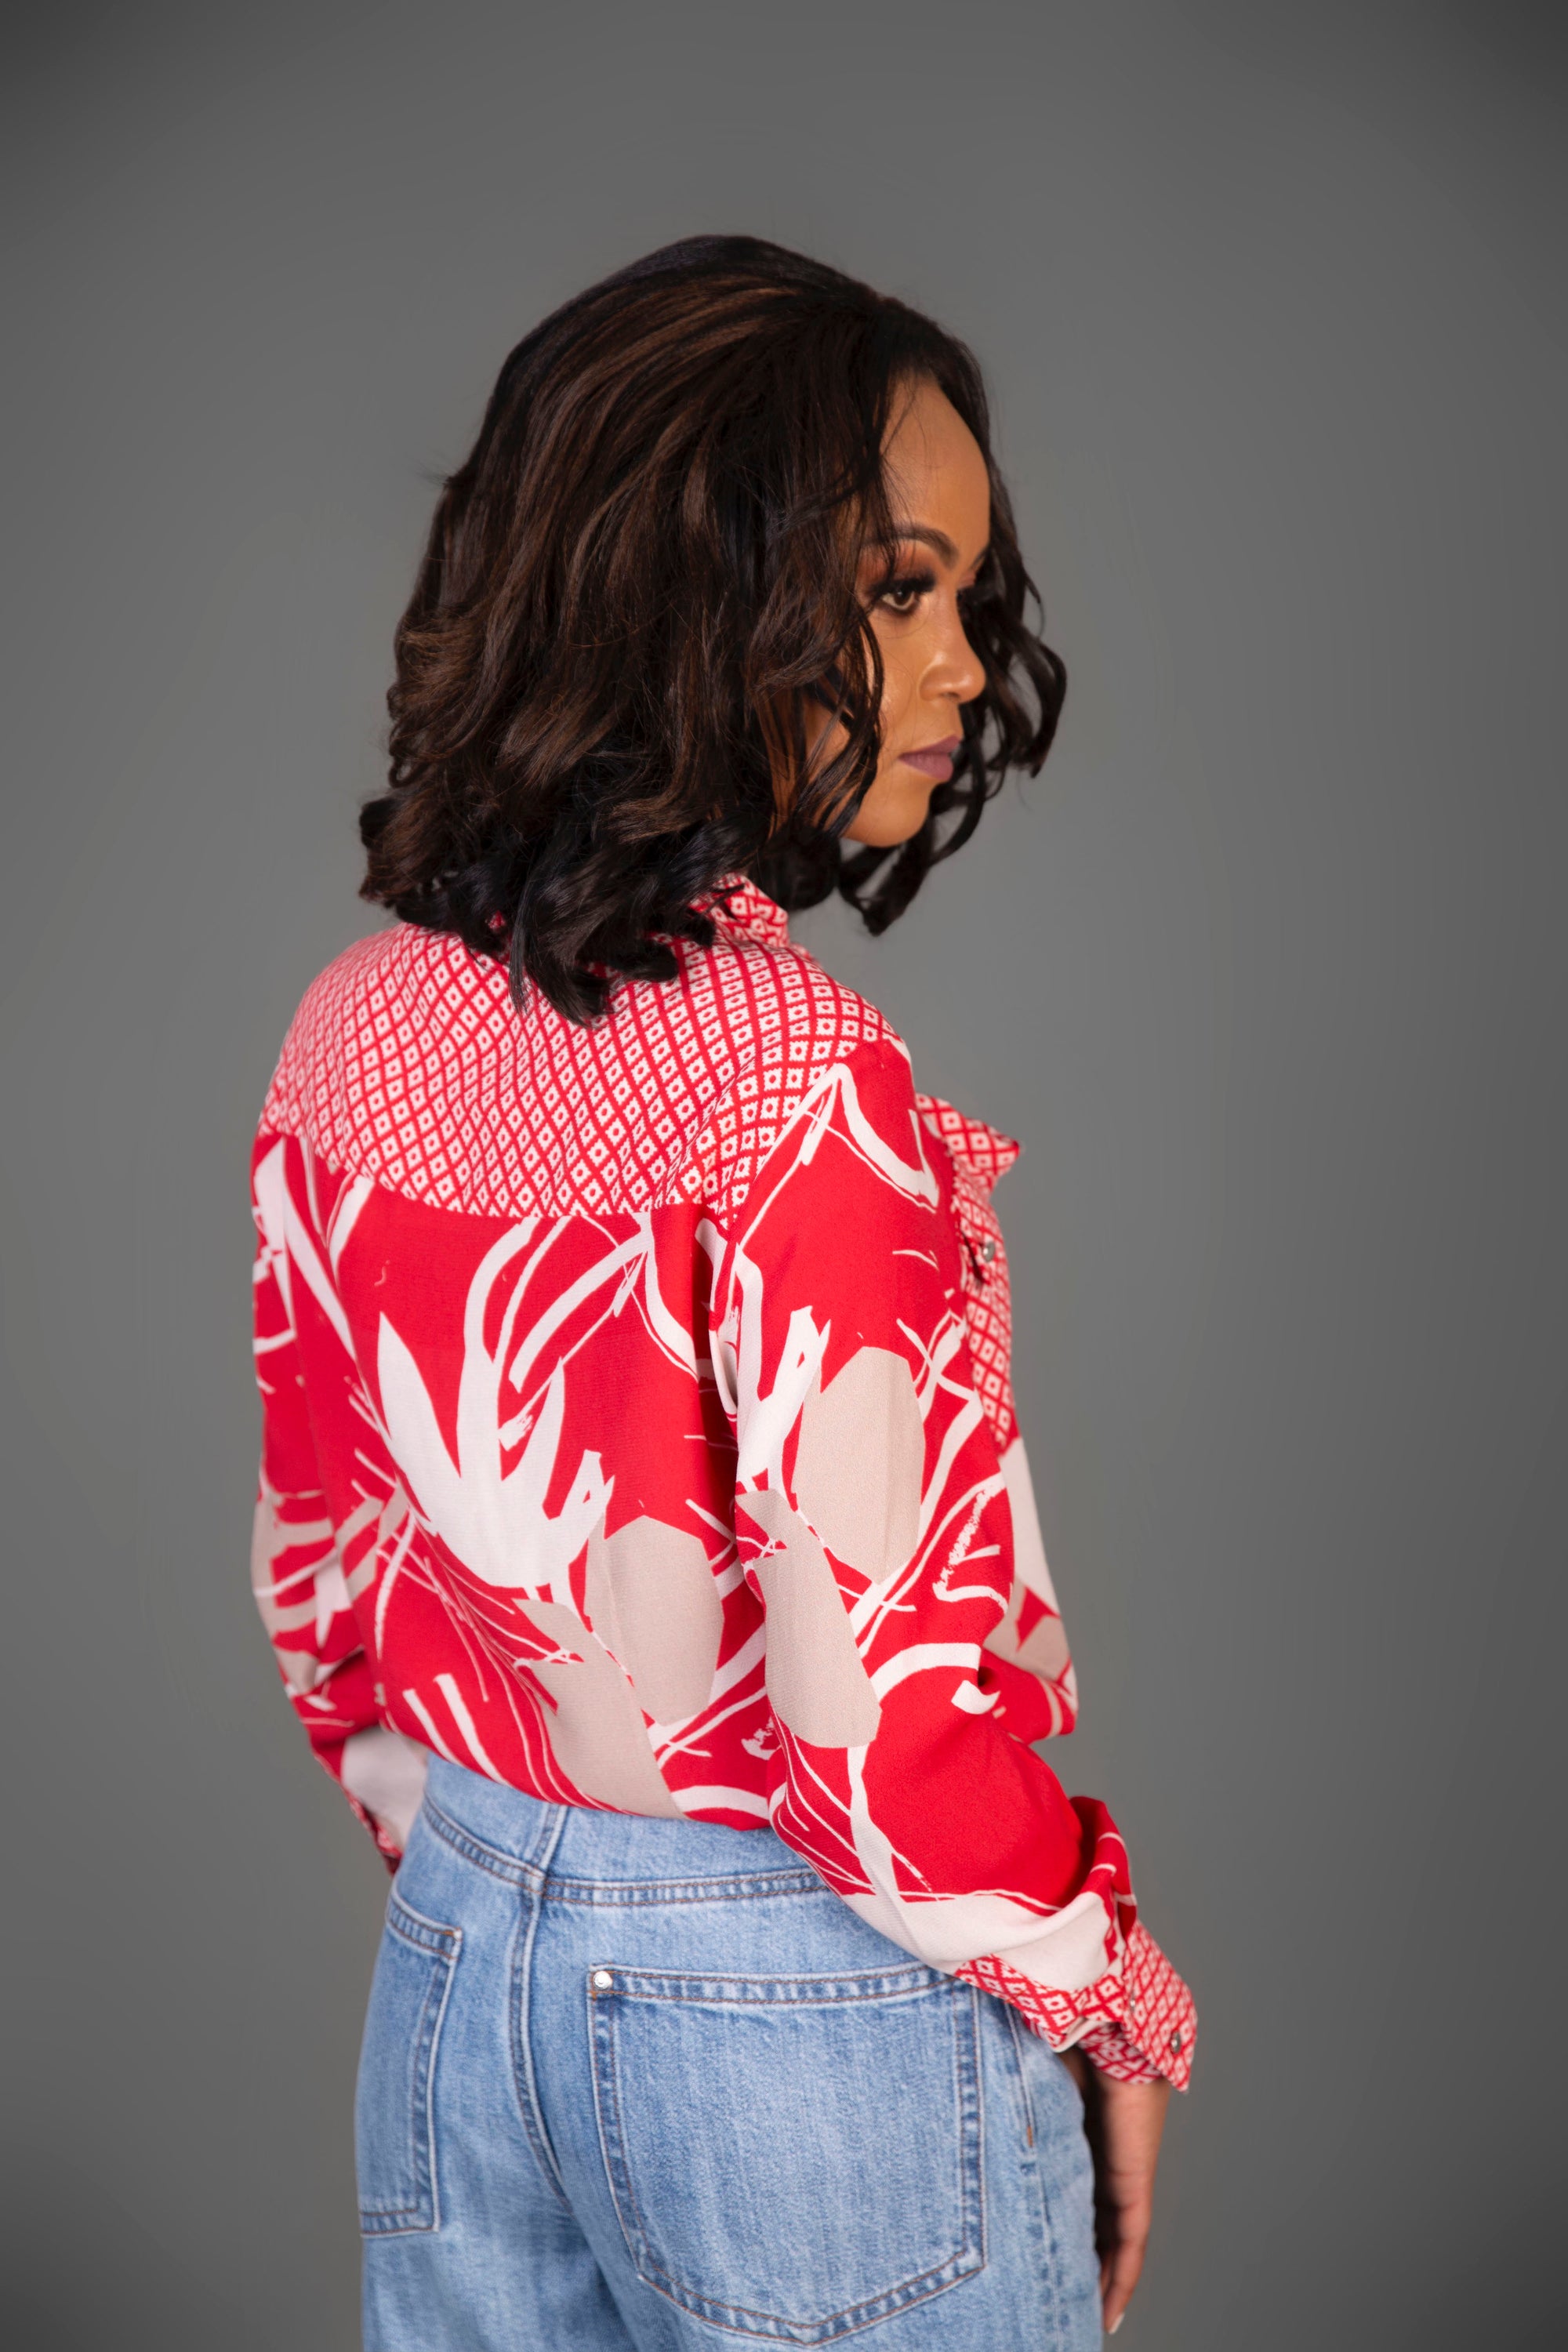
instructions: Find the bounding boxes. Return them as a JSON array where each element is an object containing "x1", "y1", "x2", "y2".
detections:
[{"x1": 1061, "y1": 2051, "x2": 1171, "y2": 2335}]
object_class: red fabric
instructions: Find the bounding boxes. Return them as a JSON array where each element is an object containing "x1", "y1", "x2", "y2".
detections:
[
  {"x1": 960, "y1": 1922, "x2": 1196, "y2": 2090},
  {"x1": 252, "y1": 880, "x2": 1194, "y2": 2084}
]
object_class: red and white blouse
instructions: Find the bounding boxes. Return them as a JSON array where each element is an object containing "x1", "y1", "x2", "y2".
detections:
[{"x1": 251, "y1": 879, "x2": 1194, "y2": 2086}]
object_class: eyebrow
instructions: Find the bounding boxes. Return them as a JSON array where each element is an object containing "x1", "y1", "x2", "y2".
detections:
[{"x1": 876, "y1": 524, "x2": 989, "y2": 573}]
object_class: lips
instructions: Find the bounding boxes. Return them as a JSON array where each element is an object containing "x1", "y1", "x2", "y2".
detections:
[{"x1": 899, "y1": 735, "x2": 964, "y2": 782}]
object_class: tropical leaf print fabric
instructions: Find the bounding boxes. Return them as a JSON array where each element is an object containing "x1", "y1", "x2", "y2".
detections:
[{"x1": 252, "y1": 881, "x2": 1193, "y2": 2085}]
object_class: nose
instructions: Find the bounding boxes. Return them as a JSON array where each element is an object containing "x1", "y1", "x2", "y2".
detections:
[{"x1": 928, "y1": 593, "x2": 986, "y2": 708}]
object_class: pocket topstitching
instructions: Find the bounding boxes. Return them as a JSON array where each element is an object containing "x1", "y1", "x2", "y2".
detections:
[
  {"x1": 588, "y1": 1961, "x2": 984, "y2": 2343},
  {"x1": 356, "y1": 1890, "x2": 462, "y2": 2236}
]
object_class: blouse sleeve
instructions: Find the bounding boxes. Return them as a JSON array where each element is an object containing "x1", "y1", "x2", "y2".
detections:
[
  {"x1": 251, "y1": 1130, "x2": 426, "y2": 1865},
  {"x1": 706, "y1": 1038, "x2": 1195, "y2": 2088}
]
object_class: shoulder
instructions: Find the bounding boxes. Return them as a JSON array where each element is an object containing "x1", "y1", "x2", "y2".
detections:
[
  {"x1": 260, "y1": 921, "x2": 490, "y2": 1092},
  {"x1": 667, "y1": 931, "x2": 919, "y2": 1220},
  {"x1": 256, "y1": 920, "x2": 909, "y2": 1222},
  {"x1": 258, "y1": 924, "x2": 515, "y2": 1203},
  {"x1": 670, "y1": 925, "x2": 901, "y2": 1076},
  {"x1": 264, "y1": 924, "x2": 440, "y2": 1079}
]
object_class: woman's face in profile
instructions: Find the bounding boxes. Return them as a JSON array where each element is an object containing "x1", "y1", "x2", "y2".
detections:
[{"x1": 837, "y1": 377, "x2": 993, "y2": 848}]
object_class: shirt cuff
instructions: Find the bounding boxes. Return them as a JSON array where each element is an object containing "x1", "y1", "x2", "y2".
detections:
[{"x1": 955, "y1": 1919, "x2": 1196, "y2": 2091}]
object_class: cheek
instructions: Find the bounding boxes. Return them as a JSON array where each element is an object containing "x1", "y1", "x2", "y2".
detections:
[{"x1": 875, "y1": 639, "x2": 916, "y2": 737}]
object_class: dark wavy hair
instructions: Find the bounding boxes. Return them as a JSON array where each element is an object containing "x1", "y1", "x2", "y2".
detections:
[{"x1": 360, "y1": 235, "x2": 1065, "y2": 1022}]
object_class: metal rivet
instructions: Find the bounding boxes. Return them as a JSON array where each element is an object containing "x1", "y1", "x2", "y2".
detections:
[
  {"x1": 981, "y1": 1240, "x2": 997, "y2": 1261},
  {"x1": 1169, "y1": 2031, "x2": 1182, "y2": 2050},
  {"x1": 592, "y1": 1969, "x2": 614, "y2": 1991}
]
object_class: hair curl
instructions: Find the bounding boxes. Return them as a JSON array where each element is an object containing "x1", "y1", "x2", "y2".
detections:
[{"x1": 360, "y1": 235, "x2": 1065, "y2": 1022}]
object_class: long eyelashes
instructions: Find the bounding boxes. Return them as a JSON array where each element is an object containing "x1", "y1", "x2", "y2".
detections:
[
  {"x1": 871, "y1": 568, "x2": 990, "y2": 618},
  {"x1": 873, "y1": 569, "x2": 938, "y2": 614}
]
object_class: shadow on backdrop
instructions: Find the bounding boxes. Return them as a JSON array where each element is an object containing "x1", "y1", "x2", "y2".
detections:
[{"x1": 2, "y1": 2, "x2": 1564, "y2": 2347}]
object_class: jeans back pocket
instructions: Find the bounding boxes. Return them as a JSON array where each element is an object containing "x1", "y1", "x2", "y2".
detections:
[
  {"x1": 356, "y1": 1890, "x2": 462, "y2": 2236},
  {"x1": 589, "y1": 1962, "x2": 983, "y2": 2343}
]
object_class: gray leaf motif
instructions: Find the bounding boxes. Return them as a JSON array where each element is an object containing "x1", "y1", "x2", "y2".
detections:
[
  {"x1": 984, "y1": 1577, "x2": 1073, "y2": 1681},
  {"x1": 584, "y1": 1515, "x2": 724, "y2": 1724},
  {"x1": 742, "y1": 1486, "x2": 882, "y2": 1748},
  {"x1": 250, "y1": 1489, "x2": 335, "y2": 1692},
  {"x1": 517, "y1": 1601, "x2": 681, "y2": 1816},
  {"x1": 790, "y1": 1345, "x2": 923, "y2": 1582}
]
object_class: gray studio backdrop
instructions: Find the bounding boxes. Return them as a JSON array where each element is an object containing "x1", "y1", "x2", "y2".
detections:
[{"x1": 3, "y1": 5, "x2": 1564, "y2": 2346}]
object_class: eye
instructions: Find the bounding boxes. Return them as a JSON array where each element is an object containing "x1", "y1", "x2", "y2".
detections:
[{"x1": 874, "y1": 569, "x2": 936, "y2": 616}]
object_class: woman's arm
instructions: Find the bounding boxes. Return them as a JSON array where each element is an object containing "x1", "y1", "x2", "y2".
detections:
[
  {"x1": 708, "y1": 1036, "x2": 1195, "y2": 2086},
  {"x1": 251, "y1": 1128, "x2": 412, "y2": 1861}
]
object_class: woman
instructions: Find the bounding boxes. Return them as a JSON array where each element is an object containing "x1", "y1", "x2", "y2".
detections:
[{"x1": 251, "y1": 236, "x2": 1194, "y2": 2350}]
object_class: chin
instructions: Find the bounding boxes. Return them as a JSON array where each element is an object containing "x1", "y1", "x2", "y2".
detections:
[{"x1": 845, "y1": 783, "x2": 935, "y2": 849}]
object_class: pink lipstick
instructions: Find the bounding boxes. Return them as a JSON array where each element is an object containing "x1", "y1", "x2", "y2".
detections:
[{"x1": 899, "y1": 735, "x2": 963, "y2": 782}]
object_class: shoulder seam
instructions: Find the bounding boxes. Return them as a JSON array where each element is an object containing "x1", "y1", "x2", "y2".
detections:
[
  {"x1": 260, "y1": 923, "x2": 906, "y2": 1225},
  {"x1": 688, "y1": 1029, "x2": 921, "y2": 1237}
]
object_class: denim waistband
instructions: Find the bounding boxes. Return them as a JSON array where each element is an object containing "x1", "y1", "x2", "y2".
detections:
[{"x1": 423, "y1": 1757, "x2": 826, "y2": 1900}]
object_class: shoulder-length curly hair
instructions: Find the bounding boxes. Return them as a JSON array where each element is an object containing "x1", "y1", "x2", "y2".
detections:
[{"x1": 360, "y1": 235, "x2": 1065, "y2": 1023}]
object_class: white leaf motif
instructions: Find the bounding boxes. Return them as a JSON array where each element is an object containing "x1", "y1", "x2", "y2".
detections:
[{"x1": 376, "y1": 1223, "x2": 612, "y2": 1595}]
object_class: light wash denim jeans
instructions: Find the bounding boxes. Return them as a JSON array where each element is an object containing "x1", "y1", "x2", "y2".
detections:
[{"x1": 358, "y1": 1758, "x2": 1102, "y2": 2349}]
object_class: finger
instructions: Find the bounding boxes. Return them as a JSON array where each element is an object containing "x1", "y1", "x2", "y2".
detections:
[{"x1": 1100, "y1": 2232, "x2": 1149, "y2": 2336}]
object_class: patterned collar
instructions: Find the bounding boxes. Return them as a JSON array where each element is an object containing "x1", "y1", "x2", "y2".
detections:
[{"x1": 701, "y1": 875, "x2": 792, "y2": 950}]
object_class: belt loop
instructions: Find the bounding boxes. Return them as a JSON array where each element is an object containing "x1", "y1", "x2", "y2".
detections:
[{"x1": 531, "y1": 1800, "x2": 568, "y2": 1882}]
